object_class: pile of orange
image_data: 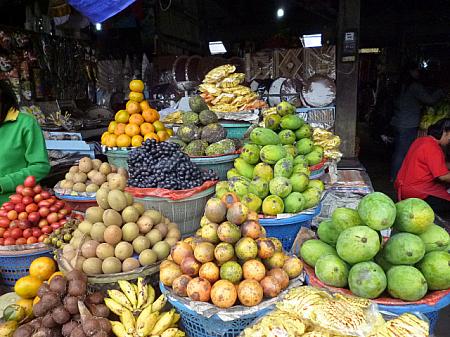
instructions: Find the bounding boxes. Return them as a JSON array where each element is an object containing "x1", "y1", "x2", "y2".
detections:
[{"x1": 101, "y1": 80, "x2": 173, "y2": 148}]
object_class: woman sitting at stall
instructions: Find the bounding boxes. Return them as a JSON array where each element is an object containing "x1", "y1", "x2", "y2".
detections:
[
  {"x1": 395, "y1": 118, "x2": 450, "y2": 215},
  {"x1": 0, "y1": 80, "x2": 50, "y2": 203}
]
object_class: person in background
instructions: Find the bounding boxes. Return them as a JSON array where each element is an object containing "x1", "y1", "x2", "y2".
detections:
[
  {"x1": 395, "y1": 118, "x2": 450, "y2": 216},
  {"x1": 0, "y1": 80, "x2": 50, "y2": 203},
  {"x1": 390, "y1": 63, "x2": 444, "y2": 181}
]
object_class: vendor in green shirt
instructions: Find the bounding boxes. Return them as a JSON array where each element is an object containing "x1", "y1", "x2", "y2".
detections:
[{"x1": 0, "y1": 80, "x2": 50, "y2": 203}]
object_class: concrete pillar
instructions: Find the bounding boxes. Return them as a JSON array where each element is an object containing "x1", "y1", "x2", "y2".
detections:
[{"x1": 335, "y1": 0, "x2": 360, "y2": 158}]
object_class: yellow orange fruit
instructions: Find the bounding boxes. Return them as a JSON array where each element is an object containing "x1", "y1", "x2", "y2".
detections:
[
  {"x1": 142, "y1": 109, "x2": 159, "y2": 123},
  {"x1": 16, "y1": 298, "x2": 33, "y2": 317},
  {"x1": 140, "y1": 122, "x2": 155, "y2": 135},
  {"x1": 166, "y1": 128, "x2": 174, "y2": 136},
  {"x1": 48, "y1": 271, "x2": 64, "y2": 284},
  {"x1": 129, "y1": 79, "x2": 144, "y2": 92},
  {"x1": 125, "y1": 123, "x2": 141, "y2": 137},
  {"x1": 157, "y1": 130, "x2": 170, "y2": 141},
  {"x1": 129, "y1": 114, "x2": 144, "y2": 126},
  {"x1": 144, "y1": 133, "x2": 160, "y2": 142},
  {"x1": 114, "y1": 123, "x2": 126, "y2": 135},
  {"x1": 108, "y1": 121, "x2": 117, "y2": 134},
  {"x1": 153, "y1": 120, "x2": 165, "y2": 132},
  {"x1": 115, "y1": 109, "x2": 129, "y2": 123},
  {"x1": 101, "y1": 132, "x2": 110, "y2": 144},
  {"x1": 117, "y1": 134, "x2": 132, "y2": 147},
  {"x1": 129, "y1": 92, "x2": 144, "y2": 103},
  {"x1": 126, "y1": 100, "x2": 141, "y2": 115},
  {"x1": 131, "y1": 135, "x2": 144, "y2": 147},
  {"x1": 14, "y1": 275, "x2": 42, "y2": 299},
  {"x1": 106, "y1": 134, "x2": 118, "y2": 147},
  {"x1": 140, "y1": 100, "x2": 151, "y2": 111},
  {"x1": 29, "y1": 257, "x2": 56, "y2": 281}
]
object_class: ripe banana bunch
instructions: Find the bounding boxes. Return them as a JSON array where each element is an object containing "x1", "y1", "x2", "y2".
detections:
[
  {"x1": 105, "y1": 277, "x2": 184, "y2": 337},
  {"x1": 0, "y1": 321, "x2": 18, "y2": 337}
]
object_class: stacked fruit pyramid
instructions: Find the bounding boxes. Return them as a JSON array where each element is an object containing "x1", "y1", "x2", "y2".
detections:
[
  {"x1": 59, "y1": 182, "x2": 181, "y2": 275},
  {"x1": 101, "y1": 80, "x2": 173, "y2": 148},
  {"x1": 218, "y1": 101, "x2": 325, "y2": 216},
  {"x1": 159, "y1": 196, "x2": 303, "y2": 308},
  {"x1": 301, "y1": 193, "x2": 450, "y2": 301}
]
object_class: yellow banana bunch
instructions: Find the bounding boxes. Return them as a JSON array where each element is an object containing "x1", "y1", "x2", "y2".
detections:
[
  {"x1": 150, "y1": 309, "x2": 175, "y2": 335},
  {"x1": 120, "y1": 308, "x2": 136, "y2": 335},
  {"x1": 111, "y1": 321, "x2": 133, "y2": 337},
  {"x1": 151, "y1": 294, "x2": 167, "y2": 312},
  {"x1": 0, "y1": 321, "x2": 17, "y2": 337},
  {"x1": 118, "y1": 280, "x2": 138, "y2": 310}
]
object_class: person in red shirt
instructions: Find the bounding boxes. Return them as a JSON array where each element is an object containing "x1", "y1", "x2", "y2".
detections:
[{"x1": 395, "y1": 118, "x2": 450, "y2": 215}]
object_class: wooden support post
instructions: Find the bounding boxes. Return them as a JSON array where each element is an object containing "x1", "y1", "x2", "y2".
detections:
[{"x1": 335, "y1": 0, "x2": 360, "y2": 158}]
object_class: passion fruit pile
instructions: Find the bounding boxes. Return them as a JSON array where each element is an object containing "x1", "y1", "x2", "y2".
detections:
[
  {"x1": 61, "y1": 185, "x2": 181, "y2": 275},
  {"x1": 159, "y1": 194, "x2": 304, "y2": 308}
]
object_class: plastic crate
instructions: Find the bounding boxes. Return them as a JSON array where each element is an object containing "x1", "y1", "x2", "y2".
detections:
[
  {"x1": 132, "y1": 186, "x2": 215, "y2": 236},
  {"x1": 191, "y1": 154, "x2": 239, "y2": 180},
  {"x1": 106, "y1": 148, "x2": 129, "y2": 169},
  {"x1": 160, "y1": 283, "x2": 271, "y2": 337},
  {"x1": 220, "y1": 123, "x2": 251, "y2": 139},
  {"x1": 260, "y1": 203, "x2": 322, "y2": 251},
  {"x1": 0, "y1": 247, "x2": 53, "y2": 288}
]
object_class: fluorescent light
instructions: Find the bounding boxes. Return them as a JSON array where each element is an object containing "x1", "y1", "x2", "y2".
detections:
[
  {"x1": 209, "y1": 41, "x2": 227, "y2": 55},
  {"x1": 95, "y1": 23, "x2": 102, "y2": 31},
  {"x1": 359, "y1": 48, "x2": 380, "y2": 54},
  {"x1": 277, "y1": 8, "x2": 284, "y2": 18},
  {"x1": 300, "y1": 34, "x2": 322, "y2": 48}
]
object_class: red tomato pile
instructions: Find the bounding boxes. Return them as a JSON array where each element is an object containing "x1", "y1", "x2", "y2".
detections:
[{"x1": 0, "y1": 176, "x2": 76, "y2": 246}]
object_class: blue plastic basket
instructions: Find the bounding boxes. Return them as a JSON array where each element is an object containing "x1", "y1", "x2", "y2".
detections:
[
  {"x1": 191, "y1": 154, "x2": 239, "y2": 180},
  {"x1": 0, "y1": 247, "x2": 53, "y2": 288},
  {"x1": 220, "y1": 123, "x2": 251, "y2": 139},
  {"x1": 160, "y1": 283, "x2": 271, "y2": 337},
  {"x1": 106, "y1": 148, "x2": 129, "y2": 169},
  {"x1": 260, "y1": 202, "x2": 322, "y2": 251}
]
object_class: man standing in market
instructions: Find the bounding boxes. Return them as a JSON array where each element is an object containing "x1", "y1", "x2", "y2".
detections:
[{"x1": 0, "y1": 80, "x2": 50, "y2": 203}]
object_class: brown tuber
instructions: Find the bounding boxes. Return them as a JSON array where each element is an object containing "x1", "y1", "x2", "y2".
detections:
[
  {"x1": 52, "y1": 306, "x2": 71, "y2": 325},
  {"x1": 82, "y1": 317, "x2": 100, "y2": 337},
  {"x1": 12, "y1": 324, "x2": 33, "y2": 337},
  {"x1": 64, "y1": 296, "x2": 80, "y2": 315},
  {"x1": 87, "y1": 303, "x2": 109, "y2": 318},
  {"x1": 62, "y1": 321, "x2": 79, "y2": 337},
  {"x1": 49, "y1": 275, "x2": 68, "y2": 296},
  {"x1": 32, "y1": 302, "x2": 47, "y2": 318},
  {"x1": 91, "y1": 332, "x2": 109, "y2": 337},
  {"x1": 37, "y1": 283, "x2": 50, "y2": 298},
  {"x1": 97, "y1": 318, "x2": 112, "y2": 334},
  {"x1": 40, "y1": 292, "x2": 61, "y2": 311},
  {"x1": 68, "y1": 279, "x2": 87, "y2": 297},
  {"x1": 31, "y1": 327, "x2": 52, "y2": 337},
  {"x1": 70, "y1": 325, "x2": 87, "y2": 337},
  {"x1": 85, "y1": 292, "x2": 104, "y2": 305},
  {"x1": 42, "y1": 313, "x2": 58, "y2": 328}
]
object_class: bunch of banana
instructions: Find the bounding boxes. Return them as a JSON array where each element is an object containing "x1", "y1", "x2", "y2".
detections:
[
  {"x1": 0, "y1": 321, "x2": 17, "y2": 337},
  {"x1": 105, "y1": 278, "x2": 184, "y2": 337}
]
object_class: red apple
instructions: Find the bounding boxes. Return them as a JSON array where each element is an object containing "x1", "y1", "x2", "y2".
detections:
[
  {"x1": 18, "y1": 212, "x2": 28, "y2": 221},
  {"x1": 47, "y1": 198, "x2": 56, "y2": 206},
  {"x1": 7, "y1": 210, "x2": 18, "y2": 221},
  {"x1": 0, "y1": 238, "x2": 4, "y2": 245},
  {"x1": 0, "y1": 217, "x2": 10, "y2": 228},
  {"x1": 38, "y1": 219, "x2": 48, "y2": 228},
  {"x1": 25, "y1": 203, "x2": 38, "y2": 213},
  {"x1": 59, "y1": 219, "x2": 68, "y2": 225},
  {"x1": 14, "y1": 203, "x2": 25, "y2": 213},
  {"x1": 51, "y1": 222, "x2": 61, "y2": 230},
  {"x1": 4, "y1": 237, "x2": 15, "y2": 245},
  {"x1": 24, "y1": 176, "x2": 36, "y2": 188},
  {"x1": 49, "y1": 205, "x2": 59, "y2": 213},
  {"x1": 0, "y1": 227, "x2": 5, "y2": 237},
  {"x1": 41, "y1": 225, "x2": 52, "y2": 234},
  {"x1": 10, "y1": 228, "x2": 23, "y2": 239},
  {"x1": 55, "y1": 201, "x2": 65, "y2": 208},
  {"x1": 39, "y1": 207, "x2": 50, "y2": 218},
  {"x1": 22, "y1": 196, "x2": 33, "y2": 205},
  {"x1": 15, "y1": 238, "x2": 27, "y2": 245},
  {"x1": 38, "y1": 201, "x2": 50, "y2": 208},
  {"x1": 38, "y1": 234, "x2": 48, "y2": 243},
  {"x1": 28, "y1": 212, "x2": 40, "y2": 224},
  {"x1": 0, "y1": 210, "x2": 7, "y2": 217},
  {"x1": 41, "y1": 191, "x2": 51, "y2": 199},
  {"x1": 9, "y1": 194, "x2": 23, "y2": 204},
  {"x1": 47, "y1": 213, "x2": 58, "y2": 224},
  {"x1": 3, "y1": 203, "x2": 14, "y2": 211},
  {"x1": 34, "y1": 194, "x2": 43, "y2": 203},
  {"x1": 23, "y1": 228, "x2": 33, "y2": 238},
  {"x1": 33, "y1": 185, "x2": 42, "y2": 194},
  {"x1": 18, "y1": 220, "x2": 31, "y2": 230},
  {"x1": 21, "y1": 187, "x2": 35, "y2": 197},
  {"x1": 15, "y1": 185, "x2": 24, "y2": 194},
  {"x1": 27, "y1": 236, "x2": 38, "y2": 244},
  {"x1": 3, "y1": 229, "x2": 10, "y2": 238},
  {"x1": 32, "y1": 228, "x2": 41, "y2": 238}
]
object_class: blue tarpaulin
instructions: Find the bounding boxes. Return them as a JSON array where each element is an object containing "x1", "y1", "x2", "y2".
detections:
[{"x1": 67, "y1": 0, "x2": 136, "y2": 23}]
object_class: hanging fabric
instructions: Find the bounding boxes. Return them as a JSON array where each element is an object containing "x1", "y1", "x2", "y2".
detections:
[{"x1": 67, "y1": 0, "x2": 136, "y2": 23}]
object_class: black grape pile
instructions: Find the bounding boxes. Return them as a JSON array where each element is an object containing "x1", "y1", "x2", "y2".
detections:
[{"x1": 128, "y1": 139, "x2": 217, "y2": 189}]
